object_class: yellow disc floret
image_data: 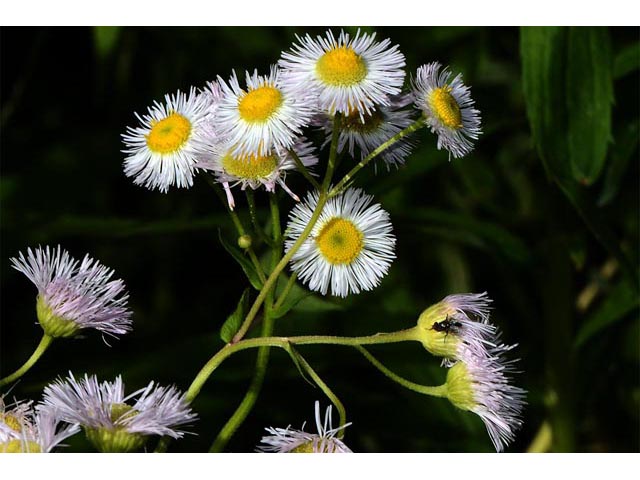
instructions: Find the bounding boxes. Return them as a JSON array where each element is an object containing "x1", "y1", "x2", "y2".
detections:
[
  {"x1": 342, "y1": 108, "x2": 384, "y2": 133},
  {"x1": 0, "y1": 440, "x2": 42, "y2": 453},
  {"x1": 146, "y1": 112, "x2": 192, "y2": 154},
  {"x1": 238, "y1": 86, "x2": 283, "y2": 123},
  {"x1": 316, "y1": 217, "x2": 364, "y2": 265},
  {"x1": 316, "y1": 47, "x2": 368, "y2": 86},
  {"x1": 1, "y1": 414, "x2": 22, "y2": 432},
  {"x1": 222, "y1": 152, "x2": 278, "y2": 180},
  {"x1": 429, "y1": 87, "x2": 463, "y2": 129}
]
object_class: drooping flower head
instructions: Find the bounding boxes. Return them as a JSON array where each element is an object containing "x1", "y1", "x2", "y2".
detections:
[
  {"x1": 198, "y1": 137, "x2": 318, "y2": 210},
  {"x1": 412, "y1": 62, "x2": 481, "y2": 159},
  {"x1": 279, "y1": 29, "x2": 405, "y2": 118},
  {"x1": 317, "y1": 94, "x2": 417, "y2": 170},
  {"x1": 445, "y1": 353, "x2": 526, "y2": 452},
  {"x1": 285, "y1": 188, "x2": 396, "y2": 297},
  {"x1": 1, "y1": 398, "x2": 79, "y2": 453},
  {"x1": 10, "y1": 246, "x2": 132, "y2": 338},
  {"x1": 257, "y1": 402, "x2": 352, "y2": 453},
  {"x1": 122, "y1": 87, "x2": 210, "y2": 192},
  {"x1": 40, "y1": 373, "x2": 197, "y2": 453},
  {"x1": 214, "y1": 66, "x2": 316, "y2": 157}
]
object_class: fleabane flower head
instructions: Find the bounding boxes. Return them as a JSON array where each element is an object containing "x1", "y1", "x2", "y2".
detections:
[
  {"x1": 122, "y1": 87, "x2": 209, "y2": 193},
  {"x1": 214, "y1": 66, "x2": 316, "y2": 157},
  {"x1": 445, "y1": 354, "x2": 526, "y2": 452},
  {"x1": 40, "y1": 373, "x2": 196, "y2": 453},
  {"x1": 198, "y1": 137, "x2": 318, "y2": 210},
  {"x1": 285, "y1": 188, "x2": 396, "y2": 297},
  {"x1": 1, "y1": 398, "x2": 79, "y2": 453},
  {"x1": 416, "y1": 292, "x2": 495, "y2": 363},
  {"x1": 412, "y1": 62, "x2": 481, "y2": 159},
  {"x1": 10, "y1": 246, "x2": 132, "y2": 338},
  {"x1": 317, "y1": 94, "x2": 417, "y2": 170},
  {"x1": 279, "y1": 29, "x2": 405, "y2": 118},
  {"x1": 257, "y1": 402, "x2": 352, "y2": 453}
]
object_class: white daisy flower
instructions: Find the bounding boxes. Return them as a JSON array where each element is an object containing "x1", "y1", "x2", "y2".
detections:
[
  {"x1": 279, "y1": 29, "x2": 405, "y2": 118},
  {"x1": 122, "y1": 87, "x2": 209, "y2": 193},
  {"x1": 257, "y1": 401, "x2": 352, "y2": 453},
  {"x1": 412, "y1": 62, "x2": 481, "y2": 159},
  {"x1": 285, "y1": 188, "x2": 395, "y2": 297},
  {"x1": 445, "y1": 350, "x2": 526, "y2": 452},
  {"x1": 1, "y1": 398, "x2": 79, "y2": 453},
  {"x1": 10, "y1": 246, "x2": 132, "y2": 338},
  {"x1": 317, "y1": 94, "x2": 417, "y2": 170},
  {"x1": 40, "y1": 373, "x2": 197, "y2": 453},
  {"x1": 198, "y1": 137, "x2": 318, "y2": 210},
  {"x1": 214, "y1": 66, "x2": 316, "y2": 157}
]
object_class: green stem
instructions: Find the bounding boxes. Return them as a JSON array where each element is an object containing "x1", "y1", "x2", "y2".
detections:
[
  {"x1": 289, "y1": 148, "x2": 320, "y2": 190},
  {"x1": 354, "y1": 345, "x2": 447, "y2": 398},
  {"x1": 185, "y1": 327, "x2": 421, "y2": 402},
  {"x1": 245, "y1": 190, "x2": 275, "y2": 248},
  {"x1": 0, "y1": 334, "x2": 53, "y2": 388},
  {"x1": 330, "y1": 118, "x2": 425, "y2": 197},
  {"x1": 273, "y1": 272, "x2": 298, "y2": 312},
  {"x1": 286, "y1": 345, "x2": 347, "y2": 438},
  {"x1": 230, "y1": 114, "x2": 342, "y2": 343}
]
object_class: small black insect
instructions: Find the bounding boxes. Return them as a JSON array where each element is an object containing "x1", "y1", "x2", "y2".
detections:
[{"x1": 430, "y1": 315, "x2": 463, "y2": 340}]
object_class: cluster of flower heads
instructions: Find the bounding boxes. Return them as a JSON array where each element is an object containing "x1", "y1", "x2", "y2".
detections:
[
  {"x1": 417, "y1": 292, "x2": 526, "y2": 452},
  {"x1": 121, "y1": 29, "x2": 482, "y2": 199},
  {"x1": 0, "y1": 374, "x2": 195, "y2": 454}
]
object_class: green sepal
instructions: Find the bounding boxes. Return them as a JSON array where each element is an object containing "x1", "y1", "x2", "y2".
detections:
[{"x1": 220, "y1": 288, "x2": 251, "y2": 344}]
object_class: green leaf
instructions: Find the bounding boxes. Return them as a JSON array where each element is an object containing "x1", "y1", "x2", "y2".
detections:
[
  {"x1": 574, "y1": 280, "x2": 640, "y2": 349},
  {"x1": 520, "y1": 26, "x2": 570, "y2": 180},
  {"x1": 220, "y1": 289, "x2": 251, "y2": 343},
  {"x1": 93, "y1": 27, "x2": 121, "y2": 59},
  {"x1": 599, "y1": 121, "x2": 639, "y2": 206},
  {"x1": 218, "y1": 229, "x2": 263, "y2": 290},
  {"x1": 566, "y1": 27, "x2": 613, "y2": 185},
  {"x1": 613, "y1": 41, "x2": 640, "y2": 79}
]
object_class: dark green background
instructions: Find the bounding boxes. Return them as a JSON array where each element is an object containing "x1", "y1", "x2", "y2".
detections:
[{"x1": 1, "y1": 27, "x2": 638, "y2": 452}]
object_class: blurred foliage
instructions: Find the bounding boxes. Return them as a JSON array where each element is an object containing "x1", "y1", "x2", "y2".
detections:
[{"x1": 1, "y1": 26, "x2": 638, "y2": 453}]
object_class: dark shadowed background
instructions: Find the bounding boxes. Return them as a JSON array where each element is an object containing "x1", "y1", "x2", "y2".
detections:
[{"x1": 1, "y1": 26, "x2": 638, "y2": 452}]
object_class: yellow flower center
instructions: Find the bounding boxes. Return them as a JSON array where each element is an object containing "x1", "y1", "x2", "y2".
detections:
[
  {"x1": 429, "y1": 87, "x2": 462, "y2": 129},
  {"x1": 238, "y1": 86, "x2": 283, "y2": 123},
  {"x1": 316, "y1": 217, "x2": 364, "y2": 265},
  {"x1": 110, "y1": 403, "x2": 137, "y2": 423},
  {"x1": 1, "y1": 414, "x2": 22, "y2": 432},
  {"x1": 0, "y1": 440, "x2": 42, "y2": 453},
  {"x1": 222, "y1": 152, "x2": 278, "y2": 180},
  {"x1": 145, "y1": 113, "x2": 192, "y2": 153},
  {"x1": 342, "y1": 109, "x2": 384, "y2": 133},
  {"x1": 316, "y1": 47, "x2": 368, "y2": 86}
]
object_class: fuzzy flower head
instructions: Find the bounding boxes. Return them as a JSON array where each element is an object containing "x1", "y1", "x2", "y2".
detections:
[
  {"x1": 10, "y1": 246, "x2": 132, "y2": 339},
  {"x1": 445, "y1": 356, "x2": 526, "y2": 452},
  {"x1": 279, "y1": 29, "x2": 405, "y2": 118},
  {"x1": 198, "y1": 137, "x2": 318, "y2": 210},
  {"x1": 122, "y1": 87, "x2": 210, "y2": 193},
  {"x1": 417, "y1": 292, "x2": 495, "y2": 362},
  {"x1": 214, "y1": 66, "x2": 316, "y2": 157},
  {"x1": 412, "y1": 62, "x2": 481, "y2": 159},
  {"x1": 40, "y1": 373, "x2": 196, "y2": 453},
  {"x1": 1, "y1": 398, "x2": 79, "y2": 453},
  {"x1": 257, "y1": 402, "x2": 352, "y2": 453},
  {"x1": 285, "y1": 188, "x2": 396, "y2": 297},
  {"x1": 317, "y1": 94, "x2": 417, "y2": 170}
]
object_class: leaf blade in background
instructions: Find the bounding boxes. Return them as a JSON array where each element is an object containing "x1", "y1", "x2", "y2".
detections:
[
  {"x1": 93, "y1": 27, "x2": 121, "y2": 59},
  {"x1": 220, "y1": 288, "x2": 251, "y2": 343},
  {"x1": 613, "y1": 41, "x2": 640, "y2": 79},
  {"x1": 566, "y1": 27, "x2": 614, "y2": 185},
  {"x1": 574, "y1": 279, "x2": 640, "y2": 349},
  {"x1": 218, "y1": 229, "x2": 264, "y2": 290},
  {"x1": 599, "y1": 121, "x2": 639, "y2": 206}
]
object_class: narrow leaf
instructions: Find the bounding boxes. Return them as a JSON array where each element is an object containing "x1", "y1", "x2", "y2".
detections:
[
  {"x1": 220, "y1": 289, "x2": 251, "y2": 343},
  {"x1": 566, "y1": 27, "x2": 614, "y2": 185},
  {"x1": 93, "y1": 27, "x2": 121, "y2": 59},
  {"x1": 218, "y1": 229, "x2": 263, "y2": 290},
  {"x1": 599, "y1": 121, "x2": 639, "y2": 206},
  {"x1": 613, "y1": 41, "x2": 640, "y2": 79},
  {"x1": 574, "y1": 280, "x2": 640, "y2": 349}
]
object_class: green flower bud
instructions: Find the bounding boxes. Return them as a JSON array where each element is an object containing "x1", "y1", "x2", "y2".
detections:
[{"x1": 237, "y1": 234, "x2": 252, "y2": 250}]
